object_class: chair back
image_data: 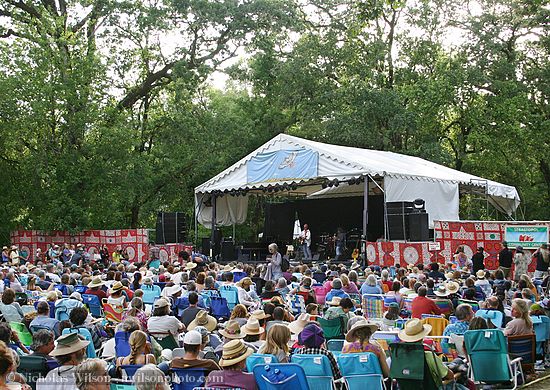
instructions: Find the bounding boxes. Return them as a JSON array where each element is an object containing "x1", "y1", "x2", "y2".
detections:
[
  {"x1": 9, "y1": 322, "x2": 33, "y2": 346},
  {"x1": 362, "y1": 294, "x2": 384, "y2": 319},
  {"x1": 104, "y1": 303, "x2": 124, "y2": 324},
  {"x1": 219, "y1": 286, "x2": 239, "y2": 310},
  {"x1": 110, "y1": 384, "x2": 136, "y2": 390},
  {"x1": 433, "y1": 299, "x2": 453, "y2": 316},
  {"x1": 200, "y1": 290, "x2": 219, "y2": 308},
  {"x1": 458, "y1": 299, "x2": 480, "y2": 312},
  {"x1": 317, "y1": 317, "x2": 344, "y2": 340},
  {"x1": 246, "y1": 353, "x2": 279, "y2": 372},
  {"x1": 475, "y1": 309, "x2": 504, "y2": 328},
  {"x1": 507, "y1": 333, "x2": 536, "y2": 374},
  {"x1": 326, "y1": 339, "x2": 344, "y2": 354},
  {"x1": 141, "y1": 284, "x2": 161, "y2": 305},
  {"x1": 383, "y1": 295, "x2": 398, "y2": 309},
  {"x1": 531, "y1": 315, "x2": 550, "y2": 356},
  {"x1": 253, "y1": 363, "x2": 310, "y2": 390},
  {"x1": 389, "y1": 342, "x2": 439, "y2": 390},
  {"x1": 150, "y1": 333, "x2": 179, "y2": 350},
  {"x1": 171, "y1": 368, "x2": 208, "y2": 390},
  {"x1": 55, "y1": 284, "x2": 69, "y2": 296},
  {"x1": 17, "y1": 355, "x2": 51, "y2": 390},
  {"x1": 82, "y1": 294, "x2": 103, "y2": 317},
  {"x1": 74, "y1": 285, "x2": 88, "y2": 294},
  {"x1": 30, "y1": 324, "x2": 52, "y2": 334},
  {"x1": 120, "y1": 365, "x2": 142, "y2": 380},
  {"x1": 115, "y1": 331, "x2": 132, "y2": 357},
  {"x1": 463, "y1": 329, "x2": 511, "y2": 383},
  {"x1": 312, "y1": 285, "x2": 326, "y2": 305},
  {"x1": 15, "y1": 292, "x2": 28, "y2": 306},
  {"x1": 286, "y1": 294, "x2": 305, "y2": 315},
  {"x1": 448, "y1": 334, "x2": 466, "y2": 357},
  {"x1": 336, "y1": 352, "x2": 384, "y2": 390},
  {"x1": 290, "y1": 354, "x2": 333, "y2": 390},
  {"x1": 210, "y1": 296, "x2": 231, "y2": 319},
  {"x1": 233, "y1": 272, "x2": 247, "y2": 283},
  {"x1": 421, "y1": 317, "x2": 448, "y2": 337},
  {"x1": 175, "y1": 296, "x2": 190, "y2": 316}
]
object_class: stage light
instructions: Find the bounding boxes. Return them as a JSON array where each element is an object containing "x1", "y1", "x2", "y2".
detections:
[
  {"x1": 291, "y1": 184, "x2": 297, "y2": 190},
  {"x1": 413, "y1": 198, "x2": 425, "y2": 212},
  {"x1": 333, "y1": 179, "x2": 339, "y2": 187},
  {"x1": 322, "y1": 181, "x2": 328, "y2": 189}
]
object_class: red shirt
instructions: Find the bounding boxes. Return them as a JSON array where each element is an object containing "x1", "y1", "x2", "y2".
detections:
[
  {"x1": 411, "y1": 296, "x2": 441, "y2": 319},
  {"x1": 84, "y1": 288, "x2": 108, "y2": 301}
]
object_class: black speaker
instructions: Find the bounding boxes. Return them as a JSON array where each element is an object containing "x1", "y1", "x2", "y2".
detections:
[
  {"x1": 387, "y1": 214, "x2": 407, "y2": 240},
  {"x1": 201, "y1": 237, "x2": 210, "y2": 255},
  {"x1": 408, "y1": 212, "x2": 430, "y2": 241},
  {"x1": 386, "y1": 201, "x2": 414, "y2": 215},
  {"x1": 155, "y1": 212, "x2": 187, "y2": 244},
  {"x1": 211, "y1": 229, "x2": 222, "y2": 257},
  {"x1": 221, "y1": 241, "x2": 236, "y2": 262}
]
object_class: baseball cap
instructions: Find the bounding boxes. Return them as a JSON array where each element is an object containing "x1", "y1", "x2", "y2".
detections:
[{"x1": 183, "y1": 330, "x2": 202, "y2": 345}]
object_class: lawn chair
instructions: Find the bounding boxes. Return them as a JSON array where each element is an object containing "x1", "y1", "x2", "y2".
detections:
[
  {"x1": 82, "y1": 294, "x2": 103, "y2": 317},
  {"x1": 141, "y1": 284, "x2": 162, "y2": 305},
  {"x1": 286, "y1": 294, "x2": 305, "y2": 315},
  {"x1": 507, "y1": 334, "x2": 536, "y2": 375},
  {"x1": 104, "y1": 302, "x2": 124, "y2": 324},
  {"x1": 120, "y1": 365, "x2": 142, "y2": 380},
  {"x1": 115, "y1": 331, "x2": 132, "y2": 357},
  {"x1": 246, "y1": 353, "x2": 279, "y2": 372},
  {"x1": 475, "y1": 309, "x2": 504, "y2": 328},
  {"x1": 421, "y1": 317, "x2": 448, "y2": 337},
  {"x1": 219, "y1": 285, "x2": 239, "y2": 311},
  {"x1": 17, "y1": 355, "x2": 52, "y2": 390},
  {"x1": 458, "y1": 299, "x2": 480, "y2": 312},
  {"x1": 110, "y1": 383, "x2": 136, "y2": 390},
  {"x1": 150, "y1": 332, "x2": 179, "y2": 350},
  {"x1": 200, "y1": 290, "x2": 219, "y2": 308},
  {"x1": 210, "y1": 296, "x2": 231, "y2": 319},
  {"x1": 464, "y1": 329, "x2": 523, "y2": 390},
  {"x1": 433, "y1": 299, "x2": 453, "y2": 317},
  {"x1": 253, "y1": 363, "x2": 310, "y2": 390},
  {"x1": 171, "y1": 368, "x2": 208, "y2": 390},
  {"x1": 9, "y1": 322, "x2": 33, "y2": 346},
  {"x1": 531, "y1": 315, "x2": 550, "y2": 359},
  {"x1": 317, "y1": 317, "x2": 344, "y2": 340},
  {"x1": 326, "y1": 339, "x2": 344, "y2": 354},
  {"x1": 74, "y1": 285, "x2": 88, "y2": 294},
  {"x1": 54, "y1": 284, "x2": 69, "y2": 296},
  {"x1": 232, "y1": 271, "x2": 247, "y2": 283},
  {"x1": 362, "y1": 294, "x2": 384, "y2": 319},
  {"x1": 389, "y1": 342, "x2": 440, "y2": 390},
  {"x1": 312, "y1": 285, "x2": 326, "y2": 305},
  {"x1": 290, "y1": 354, "x2": 336, "y2": 390},
  {"x1": 336, "y1": 352, "x2": 384, "y2": 390}
]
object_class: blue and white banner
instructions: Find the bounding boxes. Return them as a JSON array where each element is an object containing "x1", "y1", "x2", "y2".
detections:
[{"x1": 247, "y1": 149, "x2": 319, "y2": 184}]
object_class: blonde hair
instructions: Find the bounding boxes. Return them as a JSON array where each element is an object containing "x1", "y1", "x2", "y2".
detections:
[
  {"x1": 129, "y1": 330, "x2": 148, "y2": 365},
  {"x1": 75, "y1": 358, "x2": 107, "y2": 390},
  {"x1": 512, "y1": 298, "x2": 533, "y2": 329},
  {"x1": 230, "y1": 304, "x2": 248, "y2": 320},
  {"x1": 262, "y1": 324, "x2": 290, "y2": 356},
  {"x1": 520, "y1": 274, "x2": 536, "y2": 290},
  {"x1": 340, "y1": 274, "x2": 350, "y2": 287}
]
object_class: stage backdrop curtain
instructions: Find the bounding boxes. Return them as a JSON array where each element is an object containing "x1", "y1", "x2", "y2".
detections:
[
  {"x1": 385, "y1": 177, "x2": 459, "y2": 228},
  {"x1": 195, "y1": 193, "x2": 248, "y2": 229}
]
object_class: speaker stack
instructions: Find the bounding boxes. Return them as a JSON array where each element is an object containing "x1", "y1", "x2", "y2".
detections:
[
  {"x1": 155, "y1": 212, "x2": 187, "y2": 244},
  {"x1": 386, "y1": 201, "x2": 430, "y2": 241}
]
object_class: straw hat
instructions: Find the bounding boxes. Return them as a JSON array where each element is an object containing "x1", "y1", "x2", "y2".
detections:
[
  {"x1": 219, "y1": 319, "x2": 245, "y2": 339},
  {"x1": 87, "y1": 276, "x2": 104, "y2": 288},
  {"x1": 445, "y1": 281, "x2": 460, "y2": 294},
  {"x1": 350, "y1": 262, "x2": 361, "y2": 270},
  {"x1": 188, "y1": 310, "x2": 218, "y2": 332},
  {"x1": 142, "y1": 277, "x2": 153, "y2": 285},
  {"x1": 398, "y1": 318, "x2": 432, "y2": 342},
  {"x1": 185, "y1": 262, "x2": 197, "y2": 271},
  {"x1": 222, "y1": 265, "x2": 234, "y2": 272},
  {"x1": 242, "y1": 318, "x2": 265, "y2": 336},
  {"x1": 50, "y1": 333, "x2": 90, "y2": 357},
  {"x1": 110, "y1": 281, "x2": 124, "y2": 293},
  {"x1": 219, "y1": 339, "x2": 253, "y2": 367},
  {"x1": 250, "y1": 309, "x2": 270, "y2": 320},
  {"x1": 445, "y1": 272, "x2": 455, "y2": 280},
  {"x1": 326, "y1": 296, "x2": 342, "y2": 306},
  {"x1": 346, "y1": 319, "x2": 379, "y2": 342},
  {"x1": 288, "y1": 313, "x2": 310, "y2": 334},
  {"x1": 476, "y1": 270, "x2": 485, "y2": 279},
  {"x1": 434, "y1": 285, "x2": 449, "y2": 297},
  {"x1": 153, "y1": 298, "x2": 170, "y2": 309}
]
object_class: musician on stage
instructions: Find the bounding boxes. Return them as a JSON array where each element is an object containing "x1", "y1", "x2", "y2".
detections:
[
  {"x1": 335, "y1": 227, "x2": 346, "y2": 260},
  {"x1": 263, "y1": 243, "x2": 283, "y2": 281},
  {"x1": 299, "y1": 224, "x2": 312, "y2": 260}
]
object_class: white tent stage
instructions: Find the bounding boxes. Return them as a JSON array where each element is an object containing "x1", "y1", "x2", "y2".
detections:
[{"x1": 195, "y1": 134, "x2": 520, "y2": 241}]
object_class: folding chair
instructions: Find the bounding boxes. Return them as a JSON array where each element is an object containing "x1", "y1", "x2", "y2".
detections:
[
  {"x1": 337, "y1": 352, "x2": 384, "y2": 390},
  {"x1": 475, "y1": 309, "x2": 504, "y2": 328},
  {"x1": 362, "y1": 294, "x2": 384, "y2": 319},
  {"x1": 421, "y1": 317, "x2": 448, "y2": 337},
  {"x1": 54, "y1": 284, "x2": 69, "y2": 296},
  {"x1": 389, "y1": 342, "x2": 440, "y2": 390},
  {"x1": 115, "y1": 331, "x2": 132, "y2": 357},
  {"x1": 246, "y1": 353, "x2": 279, "y2": 372},
  {"x1": 253, "y1": 363, "x2": 310, "y2": 390},
  {"x1": 17, "y1": 355, "x2": 51, "y2": 390},
  {"x1": 110, "y1": 384, "x2": 136, "y2": 390},
  {"x1": 507, "y1": 334, "x2": 536, "y2": 375},
  {"x1": 219, "y1": 285, "x2": 239, "y2": 311},
  {"x1": 104, "y1": 302, "x2": 124, "y2": 324},
  {"x1": 531, "y1": 315, "x2": 550, "y2": 359},
  {"x1": 433, "y1": 299, "x2": 453, "y2": 317},
  {"x1": 290, "y1": 354, "x2": 336, "y2": 390},
  {"x1": 232, "y1": 271, "x2": 247, "y2": 283},
  {"x1": 141, "y1": 284, "x2": 162, "y2": 305},
  {"x1": 150, "y1": 332, "x2": 179, "y2": 350},
  {"x1": 326, "y1": 339, "x2": 345, "y2": 354},
  {"x1": 458, "y1": 299, "x2": 480, "y2": 312},
  {"x1": 74, "y1": 285, "x2": 88, "y2": 294},
  {"x1": 200, "y1": 290, "x2": 220, "y2": 308},
  {"x1": 9, "y1": 322, "x2": 33, "y2": 346},
  {"x1": 82, "y1": 294, "x2": 103, "y2": 317},
  {"x1": 171, "y1": 368, "x2": 208, "y2": 390},
  {"x1": 210, "y1": 296, "x2": 231, "y2": 319},
  {"x1": 120, "y1": 365, "x2": 142, "y2": 380},
  {"x1": 286, "y1": 294, "x2": 305, "y2": 315},
  {"x1": 464, "y1": 329, "x2": 523, "y2": 390},
  {"x1": 317, "y1": 317, "x2": 344, "y2": 340},
  {"x1": 312, "y1": 285, "x2": 326, "y2": 305}
]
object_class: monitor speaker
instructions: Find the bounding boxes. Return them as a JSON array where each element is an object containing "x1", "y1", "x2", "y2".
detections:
[
  {"x1": 155, "y1": 212, "x2": 187, "y2": 244},
  {"x1": 408, "y1": 213, "x2": 430, "y2": 241},
  {"x1": 387, "y1": 214, "x2": 407, "y2": 240}
]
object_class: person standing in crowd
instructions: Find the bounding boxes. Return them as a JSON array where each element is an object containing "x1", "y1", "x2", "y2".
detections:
[
  {"x1": 148, "y1": 242, "x2": 161, "y2": 269},
  {"x1": 335, "y1": 227, "x2": 346, "y2": 261},
  {"x1": 263, "y1": 243, "x2": 282, "y2": 282},
  {"x1": 498, "y1": 241, "x2": 513, "y2": 278},
  {"x1": 453, "y1": 246, "x2": 469, "y2": 270},
  {"x1": 533, "y1": 243, "x2": 549, "y2": 279},
  {"x1": 299, "y1": 223, "x2": 312, "y2": 260},
  {"x1": 471, "y1": 247, "x2": 485, "y2": 274},
  {"x1": 513, "y1": 246, "x2": 530, "y2": 281}
]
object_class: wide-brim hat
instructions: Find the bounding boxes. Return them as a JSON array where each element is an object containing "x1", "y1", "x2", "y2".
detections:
[
  {"x1": 242, "y1": 318, "x2": 265, "y2": 336},
  {"x1": 434, "y1": 285, "x2": 449, "y2": 297},
  {"x1": 445, "y1": 281, "x2": 460, "y2": 294},
  {"x1": 185, "y1": 262, "x2": 197, "y2": 270},
  {"x1": 476, "y1": 270, "x2": 485, "y2": 279},
  {"x1": 326, "y1": 296, "x2": 342, "y2": 306},
  {"x1": 110, "y1": 281, "x2": 124, "y2": 293},
  {"x1": 50, "y1": 333, "x2": 90, "y2": 357},
  {"x1": 219, "y1": 319, "x2": 245, "y2": 339},
  {"x1": 445, "y1": 272, "x2": 454, "y2": 280},
  {"x1": 288, "y1": 313, "x2": 310, "y2": 334},
  {"x1": 398, "y1": 318, "x2": 432, "y2": 342},
  {"x1": 188, "y1": 310, "x2": 218, "y2": 332},
  {"x1": 87, "y1": 277, "x2": 104, "y2": 288},
  {"x1": 350, "y1": 262, "x2": 361, "y2": 270},
  {"x1": 250, "y1": 309, "x2": 269, "y2": 320},
  {"x1": 222, "y1": 265, "x2": 234, "y2": 272},
  {"x1": 142, "y1": 277, "x2": 153, "y2": 285},
  {"x1": 346, "y1": 319, "x2": 379, "y2": 342},
  {"x1": 219, "y1": 339, "x2": 253, "y2": 367},
  {"x1": 165, "y1": 285, "x2": 182, "y2": 296}
]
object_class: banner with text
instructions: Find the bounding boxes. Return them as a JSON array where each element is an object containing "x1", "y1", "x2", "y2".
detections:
[{"x1": 504, "y1": 225, "x2": 549, "y2": 249}]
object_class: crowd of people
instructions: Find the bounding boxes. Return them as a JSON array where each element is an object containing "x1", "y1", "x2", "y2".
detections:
[{"x1": 0, "y1": 240, "x2": 547, "y2": 390}]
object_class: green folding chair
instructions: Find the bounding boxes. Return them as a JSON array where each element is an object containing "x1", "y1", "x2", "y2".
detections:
[
  {"x1": 317, "y1": 317, "x2": 344, "y2": 340},
  {"x1": 150, "y1": 333, "x2": 179, "y2": 350},
  {"x1": 10, "y1": 322, "x2": 33, "y2": 346}
]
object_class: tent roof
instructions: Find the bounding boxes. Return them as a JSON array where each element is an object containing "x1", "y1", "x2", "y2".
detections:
[{"x1": 195, "y1": 134, "x2": 519, "y2": 209}]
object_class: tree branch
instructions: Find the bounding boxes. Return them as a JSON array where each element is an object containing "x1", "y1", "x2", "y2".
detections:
[{"x1": 5, "y1": 0, "x2": 42, "y2": 19}]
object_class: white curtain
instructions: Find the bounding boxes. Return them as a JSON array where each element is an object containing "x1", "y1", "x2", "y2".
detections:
[{"x1": 195, "y1": 193, "x2": 248, "y2": 229}]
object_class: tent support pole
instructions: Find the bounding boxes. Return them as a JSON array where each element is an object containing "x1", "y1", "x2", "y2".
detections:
[
  {"x1": 232, "y1": 224, "x2": 236, "y2": 244},
  {"x1": 362, "y1": 179, "x2": 368, "y2": 242},
  {"x1": 210, "y1": 194, "x2": 217, "y2": 258}
]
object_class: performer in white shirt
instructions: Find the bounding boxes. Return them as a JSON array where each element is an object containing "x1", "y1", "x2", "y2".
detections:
[{"x1": 299, "y1": 224, "x2": 312, "y2": 260}]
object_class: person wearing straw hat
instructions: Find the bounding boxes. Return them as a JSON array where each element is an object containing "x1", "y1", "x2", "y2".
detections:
[
  {"x1": 242, "y1": 317, "x2": 265, "y2": 351},
  {"x1": 107, "y1": 281, "x2": 127, "y2": 307},
  {"x1": 188, "y1": 310, "x2": 218, "y2": 332},
  {"x1": 85, "y1": 276, "x2": 107, "y2": 301},
  {"x1": 397, "y1": 318, "x2": 454, "y2": 382},
  {"x1": 288, "y1": 313, "x2": 310, "y2": 335},
  {"x1": 170, "y1": 330, "x2": 220, "y2": 372},
  {"x1": 474, "y1": 269, "x2": 492, "y2": 298},
  {"x1": 36, "y1": 333, "x2": 90, "y2": 390},
  {"x1": 343, "y1": 319, "x2": 390, "y2": 376},
  {"x1": 434, "y1": 284, "x2": 449, "y2": 298},
  {"x1": 205, "y1": 339, "x2": 256, "y2": 390},
  {"x1": 147, "y1": 298, "x2": 185, "y2": 336}
]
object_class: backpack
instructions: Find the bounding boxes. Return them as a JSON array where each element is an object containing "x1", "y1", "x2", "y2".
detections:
[{"x1": 281, "y1": 256, "x2": 290, "y2": 272}]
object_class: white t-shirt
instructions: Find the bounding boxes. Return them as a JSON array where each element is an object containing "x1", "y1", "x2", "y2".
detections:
[
  {"x1": 37, "y1": 365, "x2": 78, "y2": 390},
  {"x1": 147, "y1": 315, "x2": 183, "y2": 336},
  {"x1": 301, "y1": 230, "x2": 312, "y2": 246}
]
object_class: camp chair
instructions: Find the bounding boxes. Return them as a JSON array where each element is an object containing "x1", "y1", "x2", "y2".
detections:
[
  {"x1": 171, "y1": 368, "x2": 208, "y2": 390},
  {"x1": 120, "y1": 365, "x2": 142, "y2": 380},
  {"x1": 421, "y1": 317, "x2": 448, "y2": 337},
  {"x1": 104, "y1": 302, "x2": 124, "y2": 324},
  {"x1": 286, "y1": 294, "x2": 306, "y2": 315},
  {"x1": 154, "y1": 282, "x2": 167, "y2": 290},
  {"x1": 246, "y1": 353, "x2": 279, "y2": 372},
  {"x1": 312, "y1": 285, "x2": 327, "y2": 305},
  {"x1": 433, "y1": 299, "x2": 453, "y2": 316},
  {"x1": 210, "y1": 296, "x2": 231, "y2": 319},
  {"x1": 326, "y1": 339, "x2": 345, "y2": 354},
  {"x1": 74, "y1": 285, "x2": 88, "y2": 294},
  {"x1": 54, "y1": 284, "x2": 69, "y2": 296},
  {"x1": 253, "y1": 363, "x2": 310, "y2": 390},
  {"x1": 507, "y1": 334, "x2": 536, "y2": 375},
  {"x1": 464, "y1": 329, "x2": 523, "y2": 390},
  {"x1": 531, "y1": 315, "x2": 550, "y2": 358},
  {"x1": 389, "y1": 342, "x2": 441, "y2": 390},
  {"x1": 150, "y1": 332, "x2": 179, "y2": 350},
  {"x1": 317, "y1": 316, "x2": 344, "y2": 340},
  {"x1": 290, "y1": 354, "x2": 337, "y2": 390},
  {"x1": 174, "y1": 296, "x2": 190, "y2": 316},
  {"x1": 17, "y1": 355, "x2": 52, "y2": 390},
  {"x1": 448, "y1": 334, "x2": 466, "y2": 358},
  {"x1": 9, "y1": 322, "x2": 33, "y2": 346},
  {"x1": 362, "y1": 294, "x2": 384, "y2": 319},
  {"x1": 458, "y1": 299, "x2": 480, "y2": 312},
  {"x1": 141, "y1": 284, "x2": 162, "y2": 305},
  {"x1": 382, "y1": 295, "x2": 398, "y2": 309},
  {"x1": 82, "y1": 294, "x2": 103, "y2": 317},
  {"x1": 337, "y1": 352, "x2": 384, "y2": 390},
  {"x1": 219, "y1": 285, "x2": 239, "y2": 310},
  {"x1": 29, "y1": 324, "x2": 52, "y2": 334},
  {"x1": 115, "y1": 331, "x2": 132, "y2": 357},
  {"x1": 403, "y1": 298, "x2": 414, "y2": 312},
  {"x1": 110, "y1": 384, "x2": 136, "y2": 390},
  {"x1": 232, "y1": 271, "x2": 247, "y2": 283},
  {"x1": 475, "y1": 309, "x2": 504, "y2": 328}
]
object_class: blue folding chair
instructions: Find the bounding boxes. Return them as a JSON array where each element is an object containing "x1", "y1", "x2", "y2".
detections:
[
  {"x1": 54, "y1": 284, "x2": 69, "y2": 296},
  {"x1": 210, "y1": 296, "x2": 231, "y2": 319},
  {"x1": 175, "y1": 296, "x2": 190, "y2": 316},
  {"x1": 336, "y1": 352, "x2": 384, "y2": 390},
  {"x1": 219, "y1": 285, "x2": 239, "y2": 311},
  {"x1": 246, "y1": 353, "x2": 279, "y2": 372},
  {"x1": 232, "y1": 272, "x2": 247, "y2": 283},
  {"x1": 171, "y1": 368, "x2": 208, "y2": 390},
  {"x1": 74, "y1": 285, "x2": 88, "y2": 294},
  {"x1": 120, "y1": 365, "x2": 142, "y2": 380},
  {"x1": 110, "y1": 384, "x2": 136, "y2": 390},
  {"x1": 531, "y1": 315, "x2": 550, "y2": 358},
  {"x1": 326, "y1": 339, "x2": 344, "y2": 354},
  {"x1": 81, "y1": 294, "x2": 102, "y2": 317},
  {"x1": 141, "y1": 284, "x2": 162, "y2": 305},
  {"x1": 475, "y1": 309, "x2": 504, "y2": 328},
  {"x1": 115, "y1": 331, "x2": 132, "y2": 357},
  {"x1": 253, "y1": 363, "x2": 310, "y2": 390},
  {"x1": 290, "y1": 354, "x2": 334, "y2": 390},
  {"x1": 383, "y1": 295, "x2": 398, "y2": 309}
]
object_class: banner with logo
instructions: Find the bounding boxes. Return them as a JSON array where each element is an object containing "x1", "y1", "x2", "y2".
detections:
[
  {"x1": 247, "y1": 149, "x2": 318, "y2": 184},
  {"x1": 504, "y1": 225, "x2": 549, "y2": 249}
]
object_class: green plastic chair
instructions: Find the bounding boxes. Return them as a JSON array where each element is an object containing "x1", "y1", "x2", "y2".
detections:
[
  {"x1": 150, "y1": 333, "x2": 179, "y2": 350},
  {"x1": 10, "y1": 322, "x2": 33, "y2": 346},
  {"x1": 317, "y1": 317, "x2": 344, "y2": 340},
  {"x1": 464, "y1": 329, "x2": 523, "y2": 390}
]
